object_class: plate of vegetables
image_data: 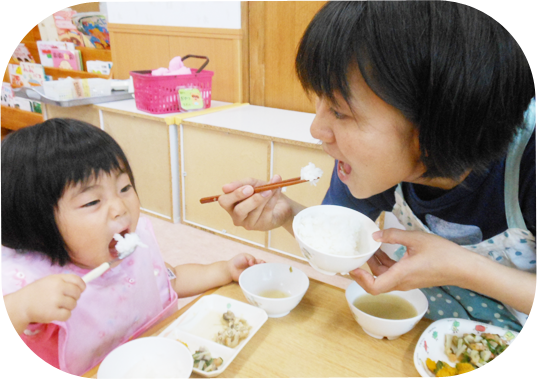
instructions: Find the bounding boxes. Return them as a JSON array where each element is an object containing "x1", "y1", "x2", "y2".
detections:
[
  {"x1": 414, "y1": 318, "x2": 518, "y2": 377},
  {"x1": 157, "y1": 295, "x2": 268, "y2": 377}
]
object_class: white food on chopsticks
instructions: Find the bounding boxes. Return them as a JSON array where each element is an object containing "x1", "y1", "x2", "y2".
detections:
[
  {"x1": 300, "y1": 162, "x2": 323, "y2": 186},
  {"x1": 113, "y1": 233, "x2": 147, "y2": 258},
  {"x1": 122, "y1": 354, "x2": 187, "y2": 378},
  {"x1": 296, "y1": 214, "x2": 363, "y2": 256}
]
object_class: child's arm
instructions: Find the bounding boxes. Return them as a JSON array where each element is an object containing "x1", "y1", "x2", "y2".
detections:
[
  {"x1": 3, "y1": 274, "x2": 86, "y2": 335},
  {"x1": 166, "y1": 253, "x2": 265, "y2": 298}
]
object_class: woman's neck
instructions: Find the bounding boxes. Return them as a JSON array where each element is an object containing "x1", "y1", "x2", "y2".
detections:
[{"x1": 412, "y1": 169, "x2": 472, "y2": 190}]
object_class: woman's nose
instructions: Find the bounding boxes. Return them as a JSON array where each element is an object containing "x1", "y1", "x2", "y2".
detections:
[{"x1": 310, "y1": 103, "x2": 335, "y2": 143}]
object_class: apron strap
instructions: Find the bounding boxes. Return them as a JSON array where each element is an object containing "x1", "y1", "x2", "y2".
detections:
[{"x1": 504, "y1": 98, "x2": 535, "y2": 230}]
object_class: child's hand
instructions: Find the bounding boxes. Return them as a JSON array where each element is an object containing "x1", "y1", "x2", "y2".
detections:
[
  {"x1": 227, "y1": 254, "x2": 265, "y2": 282},
  {"x1": 9, "y1": 274, "x2": 86, "y2": 330}
]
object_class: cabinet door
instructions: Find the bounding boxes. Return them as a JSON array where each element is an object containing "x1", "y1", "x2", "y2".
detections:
[
  {"x1": 103, "y1": 111, "x2": 173, "y2": 221},
  {"x1": 182, "y1": 125, "x2": 269, "y2": 246},
  {"x1": 45, "y1": 104, "x2": 100, "y2": 126},
  {"x1": 270, "y1": 142, "x2": 335, "y2": 258}
]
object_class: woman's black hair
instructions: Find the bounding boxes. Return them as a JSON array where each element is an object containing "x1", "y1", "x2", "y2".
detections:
[
  {"x1": 296, "y1": 1, "x2": 535, "y2": 179},
  {"x1": 1, "y1": 118, "x2": 136, "y2": 266}
]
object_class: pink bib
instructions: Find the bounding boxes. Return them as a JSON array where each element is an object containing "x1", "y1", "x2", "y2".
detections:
[{"x1": 2, "y1": 216, "x2": 178, "y2": 375}]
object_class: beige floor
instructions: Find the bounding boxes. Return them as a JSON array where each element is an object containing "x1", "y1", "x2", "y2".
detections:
[{"x1": 0, "y1": 216, "x2": 350, "y2": 379}]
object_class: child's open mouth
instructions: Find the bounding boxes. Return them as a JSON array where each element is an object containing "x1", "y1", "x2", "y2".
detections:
[{"x1": 109, "y1": 229, "x2": 129, "y2": 258}]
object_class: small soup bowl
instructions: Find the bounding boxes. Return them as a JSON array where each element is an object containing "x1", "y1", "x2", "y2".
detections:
[
  {"x1": 97, "y1": 337, "x2": 193, "y2": 378},
  {"x1": 345, "y1": 281, "x2": 429, "y2": 340},
  {"x1": 239, "y1": 263, "x2": 310, "y2": 318},
  {"x1": 292, "y1": 205, "x2": 382, "y2": 275}
]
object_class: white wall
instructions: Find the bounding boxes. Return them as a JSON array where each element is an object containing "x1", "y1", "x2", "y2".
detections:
[{"x1": 105, "y1": 1, "x2": 241, "y2": 29}]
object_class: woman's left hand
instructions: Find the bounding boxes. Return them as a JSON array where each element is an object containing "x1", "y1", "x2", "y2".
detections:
[
  {"x1": 227, "y1": 253, "x2": 265, "y2": 281},
  {"x1": 349, "y1": 228, "x2": 469, "y2": 295}
]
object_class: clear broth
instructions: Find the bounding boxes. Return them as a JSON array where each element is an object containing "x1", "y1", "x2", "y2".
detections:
[
  {"x1": 353, "y1": 294, "x2": 417, "y2": 320},
  {"x1": 258, "y1": 289, "x2": 290, "y2": 298}
]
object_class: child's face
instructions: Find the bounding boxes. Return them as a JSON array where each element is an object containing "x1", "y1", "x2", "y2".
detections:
[
  {"x1": 55, "y1": 169, "x2": 141, "y2": 269},
  {"x1": 310, "y1": 67, "x2": 426, "y2": 199}
]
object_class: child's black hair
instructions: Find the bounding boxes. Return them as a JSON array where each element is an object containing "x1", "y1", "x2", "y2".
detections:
[
  {"x1": 1, "y1": 118, "x2": 136, "y2": 266},
  {"x1": 296, "y1": 1, "x2": 535, "y2": 179}
]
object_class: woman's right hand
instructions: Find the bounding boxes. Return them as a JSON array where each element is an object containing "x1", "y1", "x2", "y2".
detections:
[
  {"x1": 18, "y1": 274, "x2": 86, "y2": 324},
  {"x1": 218, "y1": 175, "x2": 299, "y2": 232}
]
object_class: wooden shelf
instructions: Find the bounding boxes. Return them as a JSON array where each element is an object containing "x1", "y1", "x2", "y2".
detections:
[
  {"x1": 0, "y1": 21, "x2": 112, "y2": 135},
  {"x1": 1, "y1": 104, "x2": 44, "y2": 131}
]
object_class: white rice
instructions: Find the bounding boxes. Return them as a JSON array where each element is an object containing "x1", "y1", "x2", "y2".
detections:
[
  {"x1": 114, "y1": 233, "x2": 147, "y2": 257},
  {"x1": 300, "y1": 162, "x2": 323, "y2": 186},
  {"x1": 296, "y1": 214, "x2": 363, "y2": 256}
]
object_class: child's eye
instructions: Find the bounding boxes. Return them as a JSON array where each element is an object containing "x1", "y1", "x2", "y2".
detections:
[
  {"x1": 121, "y1": 184, "x2": 132, "y2": 193},
  {"x1": 82, "y1": 200, "x2": 100, "y2": 208}
]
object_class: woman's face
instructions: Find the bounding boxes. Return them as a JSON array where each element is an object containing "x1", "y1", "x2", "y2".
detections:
[
  {"x1": 310, "y1": 67, "x2": 426, "y2": 199},
  {"x1": 55, "y1": 169, "x2": 141, "y2": 269}
]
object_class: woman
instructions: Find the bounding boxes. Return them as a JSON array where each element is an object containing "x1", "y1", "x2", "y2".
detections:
[{"x1": 217, "y1": 2, "x2": 535, "y2": 331}]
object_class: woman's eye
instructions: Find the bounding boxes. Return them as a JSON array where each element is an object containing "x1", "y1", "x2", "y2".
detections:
[
  {"x1": 82, "y1": 200, "x2": 100, "y2": 208},
  {"x1": 121, "y1": 184, "x2": 132, "y2": 193},
  {"x1": 331, "y1": 108, "x2": 344, "y2": 119}
]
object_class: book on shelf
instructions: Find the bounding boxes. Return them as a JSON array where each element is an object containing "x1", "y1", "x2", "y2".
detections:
[
  {"x1": 20, "y1": 62, "x2": 47, "y2": 87},
  {"x1": 37, "y1": 41, "x2": 74, "y2": 67},
  {"x1": 8, "y1": 64, "x2": 24, "y2": 88},
  {"x1": 11, "y1": 97, "x2": 42, "y2": 114},
  {"x1": 72, "y1": 12, "x2": 110, "y2": 49},
  {"x1": 1, "y1": 83, "x2": 15, "y2": 107},
  {"x1": 54, "y1": 9, "x2": 85, "y2": 47},
  {"x1": 11, "y1": 43, "x2": 35, "y2": 63},
  {"x1": 86, "y1": 60, "x2": 112, "y2": 75},
  {"x1": 51, "y1": 48, "x2": 80, "y2": 71},
  {"x1": 34, "y1": 6, "x2": 71, "y2": 41}
]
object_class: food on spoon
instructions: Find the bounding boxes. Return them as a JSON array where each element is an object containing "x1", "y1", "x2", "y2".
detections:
[
  {"x1": 192, "y1": 346, "x2": 224, "y2": 372},
  {"x1": 426, "y1": 332, "x2": 511, "y2": 376},
  {"x1": 300, "y1": 162, "x2": 323, "y2": 186},
  {"x1": 295, "y1": 213, "x2": 363, "y2": 256},
  {"x1": 113, "y1": 232, "x2": 147, "y2": 257},
  {"x1": 214, "y1": 310, "x2": 251, "y2": 348}
]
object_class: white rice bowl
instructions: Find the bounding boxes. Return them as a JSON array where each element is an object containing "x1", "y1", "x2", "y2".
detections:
[{"x1": 292, "y1": 205, "x2": 382, "y2": 275}]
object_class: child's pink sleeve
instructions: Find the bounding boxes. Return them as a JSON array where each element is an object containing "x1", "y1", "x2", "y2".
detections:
[{"x1": 20, "y1": 323, "x2": 60, "y2": 370}]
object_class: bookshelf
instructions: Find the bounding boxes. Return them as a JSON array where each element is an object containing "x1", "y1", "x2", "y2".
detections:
[{"x1": 2, "y1": 26, "x2": 113, "y2": 137}]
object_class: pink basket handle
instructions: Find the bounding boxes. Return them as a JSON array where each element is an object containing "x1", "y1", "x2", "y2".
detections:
[{"x1": 182, "y1": 55, "x2": 209, "y2": 73}]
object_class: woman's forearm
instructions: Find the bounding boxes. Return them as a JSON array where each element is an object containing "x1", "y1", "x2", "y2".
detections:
[
  {"x1": 457, "y1": 252, "x2": 535, "y2": 315},
  {"x1": 282, "y1": 196, "x2": 306, "y2": 236}
]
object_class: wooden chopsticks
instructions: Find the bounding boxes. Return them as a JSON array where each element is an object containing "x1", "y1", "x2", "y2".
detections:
[{"x1": 200, "y1": 177, "x2": 309, "y2": 204}]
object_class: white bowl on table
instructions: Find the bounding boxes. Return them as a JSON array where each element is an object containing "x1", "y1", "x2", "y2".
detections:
[
  {"x1": 239, "y1": 262, "x2": 310, "y2": 318},
  {"x1": 97, "y1": 337, "x2": 193, "y2": 378},
  {"x1": 292, "y1": 205, "x2": 382, "y2": 275},
  {"x1": 345, "y1": 281, "x2": 429, "y2": 340}
]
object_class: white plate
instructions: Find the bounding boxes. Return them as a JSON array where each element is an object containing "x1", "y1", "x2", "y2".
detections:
[
  {"x1": 413, "y1": 318, "x2": 518, "y2": 377},
  {"x1": 159, "y1": 294, "x2": 268, "y2": 377}
]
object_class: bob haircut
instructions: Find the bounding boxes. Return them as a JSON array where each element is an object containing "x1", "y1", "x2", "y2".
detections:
[
  {"x1": 1, "y1": 118, "x2": 136, "y2": 266},
  {"x1": 296, "y1": 1, "x2": 535, "y2": 179}
]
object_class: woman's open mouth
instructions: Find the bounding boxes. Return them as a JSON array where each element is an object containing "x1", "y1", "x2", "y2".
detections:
[
  {"x1": 338, "y1": 160, "x2": 352, "y2": 181},
  {"x1": 109, "y1": 229, "x2": 129, "y2": 258}
]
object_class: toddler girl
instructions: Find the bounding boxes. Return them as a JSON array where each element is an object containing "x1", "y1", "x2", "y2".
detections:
[{"x1": 1, "y1": 118, "x2": 264, "y2": 376}]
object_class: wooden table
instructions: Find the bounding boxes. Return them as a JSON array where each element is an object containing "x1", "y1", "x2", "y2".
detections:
[{"x1": 83, "y1": 280, "x2": 432, "y2": 377}]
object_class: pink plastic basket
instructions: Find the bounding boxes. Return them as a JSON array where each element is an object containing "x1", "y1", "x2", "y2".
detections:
[{"x1": 130, "y1": 55, "x2": 214, "y2": 114}]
